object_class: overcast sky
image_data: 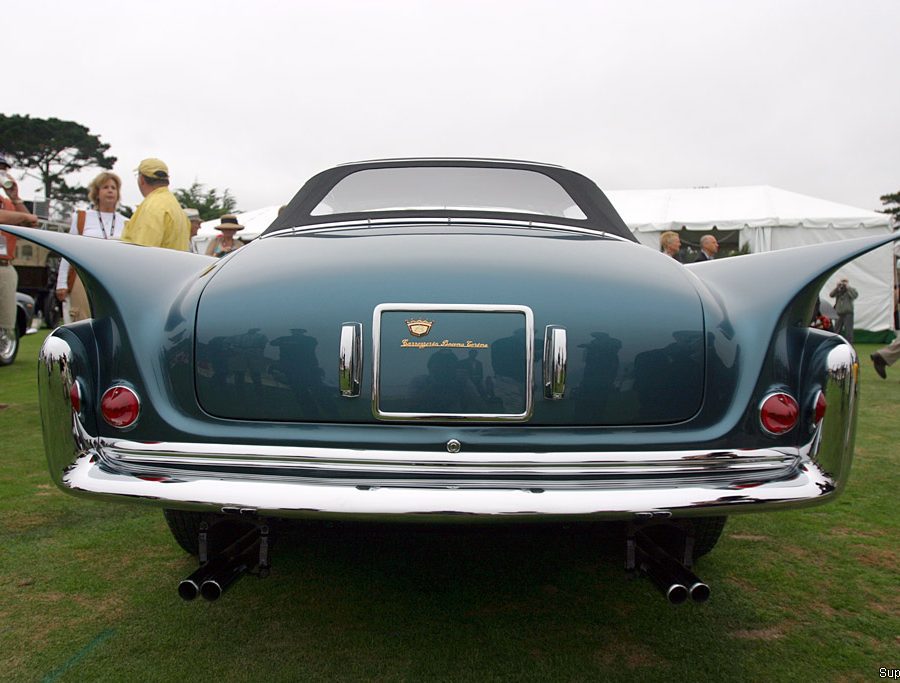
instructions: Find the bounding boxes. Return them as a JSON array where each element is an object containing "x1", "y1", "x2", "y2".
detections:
[{"x1": 6, "y1": 0, "x2": 899, "y2": 214}]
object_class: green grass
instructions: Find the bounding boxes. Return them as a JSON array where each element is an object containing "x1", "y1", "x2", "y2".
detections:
[{"x1": 1, "y1": 331, "x2": 897, "y2": 682}]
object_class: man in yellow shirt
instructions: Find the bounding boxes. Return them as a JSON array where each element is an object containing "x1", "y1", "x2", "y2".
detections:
[{"x1": 121, "y1": 158, "x2": 189, "y2": 250}]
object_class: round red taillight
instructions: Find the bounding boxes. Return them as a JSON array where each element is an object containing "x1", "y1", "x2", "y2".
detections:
[
  {"x1": 759, "y1": 392, "x2": 800, "y2": 435},
  {"x1": 100, "y1": 385, "x2": 140, "y2": 428},
  {"x1": 813, "y1": 391, "x2": 827, "y2": 424},
  {"x1": 69, "y1": 381, "x2": 81, "y2": 414}
]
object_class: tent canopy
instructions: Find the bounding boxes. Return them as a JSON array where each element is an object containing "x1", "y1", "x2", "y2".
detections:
[
  {"x1": 605, "y1": 185, "x2": 889, "y2": 232},
  {"x1": 606, "y1": 185, "x2": 895, "y2": 336}
]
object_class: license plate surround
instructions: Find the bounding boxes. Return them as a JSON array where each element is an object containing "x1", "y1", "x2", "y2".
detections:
[{"x1": 373, "y1": 303, "x2": 534, "y2": 422}]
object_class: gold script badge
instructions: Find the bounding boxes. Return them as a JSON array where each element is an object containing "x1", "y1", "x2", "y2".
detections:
[
  {"x1": 406, "y1": 319, "x2": 434, "y2": 337},
  {"x1": 401, "y1": 339, "x2": 489, "y2": 349}
]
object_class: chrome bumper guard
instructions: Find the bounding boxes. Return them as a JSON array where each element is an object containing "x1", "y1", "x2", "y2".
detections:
[{"x1": 38, "y1": 335, "x2": 859, "y2": 521}]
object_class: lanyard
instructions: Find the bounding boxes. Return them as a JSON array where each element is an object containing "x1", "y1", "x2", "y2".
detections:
[{"x1": 96, "y1": 210, "x2": 116, "y2": 239}]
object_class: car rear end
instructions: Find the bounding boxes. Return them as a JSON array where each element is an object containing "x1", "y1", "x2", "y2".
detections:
[{"x1": 36, "y1": 223, "x2": 858, "y2": 521}]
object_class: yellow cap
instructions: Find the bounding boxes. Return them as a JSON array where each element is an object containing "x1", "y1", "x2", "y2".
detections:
[{"x1": 135, "y1": 158, "x2": 169, "y2": 180}]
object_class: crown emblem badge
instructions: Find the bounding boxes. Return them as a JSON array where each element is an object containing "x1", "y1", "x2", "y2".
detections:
[{"x1": 406, "y1": 319, "x2": 434, "y2": 337}]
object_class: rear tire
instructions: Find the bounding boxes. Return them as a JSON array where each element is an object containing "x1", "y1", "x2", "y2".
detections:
[
  {"x1": 163, "y1": 509, "x2": 262, "y2": 557},
  {"x1": 642, "y1": 516, "x2": 727, "y2": 562},
  {"x1": 690, "y1": 516, "x2": 728, "y2": 559},
  {"x1": 163, "y1": 509, "x2": 205, "y2": 555}
]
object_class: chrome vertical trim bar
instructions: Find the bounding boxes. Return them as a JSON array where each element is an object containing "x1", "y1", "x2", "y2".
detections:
[
  {"x1": 808, "y1": 342, "x2": 859, "y2": 488},
  {"x1": 38, "y1": 334, "x2": 86, "y2": 490},
  {"x1": 339, "y1": 322, "x2": 363, "y2": 397},
  {"x1": 543, "y1": 325, "x2": 567, "y2": 400}
]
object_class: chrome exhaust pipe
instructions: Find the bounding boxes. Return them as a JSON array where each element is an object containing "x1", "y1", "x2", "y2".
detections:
[
  {"x1": 637, "y1": 532, "x2": 711, "y2": 604},
  {"x1": 686, "y1": 578, "x2": 711, "y2": 604},
  {"x1": 636, "y1": 548, "x2": 689, "y2": 604},
  {"x1": 178, "y1": 557, "x2": 229, "y2": 601},
  {"x1": 177, "y1": 525, "x2": 263, "y2": 601},
  {"x1": 178, "y1": 577, "x2": 201, "y2": 601},
  {"x1": 200, "y1": 542, "x2": 258, "y2": 602}
]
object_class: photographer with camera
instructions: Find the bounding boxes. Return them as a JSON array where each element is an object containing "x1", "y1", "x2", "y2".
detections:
[
  {"x1": 829, "y1": 277, "x2": 858, "y2": 343},
  {"x1": 0, "y1": 155, "x2": 39, "y2": 227}
]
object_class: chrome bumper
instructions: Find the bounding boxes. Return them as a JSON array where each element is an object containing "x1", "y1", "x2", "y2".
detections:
[{"x1": 38, "y1": 334, "x2": 859, "y2": 521}]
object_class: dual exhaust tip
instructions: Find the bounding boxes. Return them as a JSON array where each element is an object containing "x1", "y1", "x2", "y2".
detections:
[
  {"x1": 660, "y1": 577, "x2": 711, "y2": 605},
  {"x1": 178, "y1": 578, "x2": 211, "y2": 602},
  {"x1": 636, "y1": 532, "x2": 711, "y2": 604},
  {"x1": 178, "y1": 525, "x2": 265, "y2": 602},
  {"x1": 178, "y1": 574, "x2": 237, "y2": 602}
]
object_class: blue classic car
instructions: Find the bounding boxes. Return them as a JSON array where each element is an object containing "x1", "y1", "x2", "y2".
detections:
[{"x1": 6, "y1": 159, "x2": 897, "y2": 603}]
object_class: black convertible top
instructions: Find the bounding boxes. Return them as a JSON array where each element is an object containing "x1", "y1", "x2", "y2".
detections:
[{"x1": 263, "y1": 158, "x2": 637, "y2": 241}]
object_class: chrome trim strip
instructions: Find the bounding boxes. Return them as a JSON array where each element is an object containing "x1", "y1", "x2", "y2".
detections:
[
  {"x1": 543, "y1": 325, "x2": 567, "y2": 400},
  {"x1": 371, "y1": 303, "x2": 534, "y2": 422},
  {"x1": 339, "y1": 322, "x2": 362, "y2": 397},
  {"x1": 105, "y1": 439, "x2": 796, "y2": 467},
  {"x1": 101, "y1": 441, "x2": 798, "y2": 481},
  {"x1": 263, "y1": 218, "x2": 629, "y2": 243}
]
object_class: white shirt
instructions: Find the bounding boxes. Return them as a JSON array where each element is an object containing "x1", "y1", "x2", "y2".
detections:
[{"x1": 56, "y1": 209, "x2": 127, "y2": 290}]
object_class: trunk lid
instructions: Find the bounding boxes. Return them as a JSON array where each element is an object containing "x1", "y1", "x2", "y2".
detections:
[{"x1": 194, "y1": 225, "x2": 705, "y2": 425}]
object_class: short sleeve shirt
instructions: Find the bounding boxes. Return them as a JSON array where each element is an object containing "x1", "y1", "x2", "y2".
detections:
[{"x1": 121, "y1": 187, "x2": 190, "y2": 251}]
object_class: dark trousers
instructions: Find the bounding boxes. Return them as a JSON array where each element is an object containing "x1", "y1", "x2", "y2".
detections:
[{"x1": 835, "y1": 312, "x2": 854, "y2": 343}]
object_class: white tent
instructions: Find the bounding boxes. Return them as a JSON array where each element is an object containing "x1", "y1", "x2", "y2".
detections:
[
  {"x1": 192, "y1": 206, "x2": 279, "y2": 256},
  {"x1": 606, "y1": 186, "x2": 895, "y2": 335}
]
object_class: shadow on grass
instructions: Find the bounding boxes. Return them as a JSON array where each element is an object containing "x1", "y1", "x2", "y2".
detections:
[
  {"x1": 141, "y1": 517, "x2": 744, "y2": 681},
  {"x1": 272, "y1": 518, "x2": 629, "y2": 600}
]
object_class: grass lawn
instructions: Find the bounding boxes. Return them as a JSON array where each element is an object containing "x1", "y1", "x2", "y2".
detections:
[{"x1": 1, "y1": 330, "x2": 897, "y2": 682}]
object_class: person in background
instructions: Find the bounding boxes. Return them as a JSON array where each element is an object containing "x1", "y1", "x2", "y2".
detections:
[
  {"x1": 121, "y1": 158, "x2": 189, "y2": 250},
  {"x1": 694, "y1": 234, "x2": 719, "y2": 262},
  {"x1": 0, "y1": 154, "x2": 39, "y2": 355},
  {"x1": 810, "y1": 297, "x2": 832, "y2": 331},
  {"x1": 659, "y1": 231, "x2": 682, "y2": 262},
  {"x1": 829, "y1": 277, "x2": 858, "y2": 343},
  {"x1": 871, "y1": 338, "x2": 900, "y2": 379},
  {"x1": 184, "y1": 207, "x2": 202, "y2": 254},
  {"x1": 205, "y1": 214, "x2": 244, "y2": 258},
  {"x1": 894, "y1": 281, "x2": 899, "y2": 330},
  {"x1": 0, "y1": 154, "x2": 39, "y2": 228},
  {"x1": 55, "y1": 171, "x2": 128, "y2": 322}
]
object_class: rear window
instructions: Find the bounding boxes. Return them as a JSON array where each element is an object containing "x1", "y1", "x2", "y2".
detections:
[{"x1": 311, "y1": 167, "x2": 587, "y2": 219}]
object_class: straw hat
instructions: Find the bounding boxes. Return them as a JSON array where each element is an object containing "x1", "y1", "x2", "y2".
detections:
[{"x1": 217, "y1": 214, "x2": 244, "y2": 231}]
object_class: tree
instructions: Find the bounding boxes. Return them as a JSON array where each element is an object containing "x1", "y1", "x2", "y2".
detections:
[
  {"x1": 173, "y1": 181, "x2": 239, "y2": 221},
  {"x1": 879, "y1": 191, "x2": 900, "y2": 228},
  {"x1": 0, "y1": 114, "x2": 116, "y2": 202}
]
